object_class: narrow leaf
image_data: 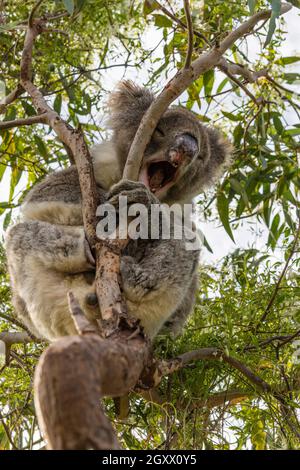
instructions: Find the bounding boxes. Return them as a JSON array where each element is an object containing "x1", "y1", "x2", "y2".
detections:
[
  {"x1": 217, "y1": 193, "x2": 235, "y2": 242},
  {"x1": 248, "y1": 0, "x2": 256, "y2": 15},
  {"x1": 63, "y1": 0, "x2": 74, "y2": 15},
  {"x1": 264, "y1": 0, "x2": 281, "y2": 47}
]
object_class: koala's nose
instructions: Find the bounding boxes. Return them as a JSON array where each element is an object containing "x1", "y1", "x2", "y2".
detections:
[{"x1": 173, "y1": 133, "x2": 199, "y2": 159}]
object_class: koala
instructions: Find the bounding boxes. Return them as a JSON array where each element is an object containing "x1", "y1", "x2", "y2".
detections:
[{"x1": 5, "y1": 81, "x2": 231, "y2": 342}]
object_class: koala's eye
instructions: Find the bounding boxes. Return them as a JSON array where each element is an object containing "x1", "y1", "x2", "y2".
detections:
[
  {"x1": 182, "y1": 132, "x2": 197, "y2": 145},
  {"x1": 153, "y1": 127, "x2": 165, "y2": 138}
]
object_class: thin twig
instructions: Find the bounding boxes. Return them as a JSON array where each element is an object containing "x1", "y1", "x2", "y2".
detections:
[
  {"x1": 0, "y1": 113, "x2": 48, "y2": 130},
  {"x1": 29, "y1": 0, "x2": 44, "y2": 27}
]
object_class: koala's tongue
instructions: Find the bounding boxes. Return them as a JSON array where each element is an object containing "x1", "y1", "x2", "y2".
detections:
[
  {"x1": 148, "y1": 161, "x2": 177, "y2": 192},
  {"x1": 149, "y1": 167, "x2": 165, "y2": 191}
]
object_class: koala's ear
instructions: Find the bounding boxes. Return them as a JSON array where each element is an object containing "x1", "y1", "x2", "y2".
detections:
[{"x1": 107, "y1": 80, "x2": 154, "y2": 131}]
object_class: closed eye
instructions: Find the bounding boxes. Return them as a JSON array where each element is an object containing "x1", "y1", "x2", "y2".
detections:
[
  {"x1": 183, "y1": 132, "x2": 197, "y2": 143},
  {"x1": 154, "y1": 127, "x2": 165, "y2": 137}
]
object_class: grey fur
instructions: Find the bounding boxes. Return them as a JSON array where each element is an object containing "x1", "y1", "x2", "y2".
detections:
[{"x1": 5, "y1": 81, "x2": 231, "y2": 341}]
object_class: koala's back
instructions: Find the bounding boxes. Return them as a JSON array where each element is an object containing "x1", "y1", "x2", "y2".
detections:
[{"x1": 21, "y1": 166, "x2": 84, "y2": 226}]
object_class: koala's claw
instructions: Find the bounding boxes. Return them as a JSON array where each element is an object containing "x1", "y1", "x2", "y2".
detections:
[
  {"x1": 84, "y1": 238, "x2": 95, "y2": 267},
  {"x1": 108, "y1": 179, "x2": 146, "y2": 198}
]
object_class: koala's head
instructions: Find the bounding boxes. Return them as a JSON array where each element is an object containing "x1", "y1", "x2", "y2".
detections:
[{"x1": 108, "y1": 81, "x2": 232, "y2": 203}]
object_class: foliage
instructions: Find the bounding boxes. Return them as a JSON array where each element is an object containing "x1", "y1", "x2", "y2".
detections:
[{"x1": 0, "y1": 0, "x2": 299, "y2": 449}]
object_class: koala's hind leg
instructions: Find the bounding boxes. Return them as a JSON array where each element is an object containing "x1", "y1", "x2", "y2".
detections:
[
  {"x1": 5, "y1": 220, "x2": 96, "y2": 340},
  {"x1": 6, "y1": 220, "x2": 94, "y2": 275}
]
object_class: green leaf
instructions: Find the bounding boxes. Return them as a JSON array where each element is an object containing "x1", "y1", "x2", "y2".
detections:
[
  {"x1": 267, "y1": 213, "x2": 281, "y2": 248},
  {"x1": 222, "y1": 111, "x2": 241, "y2": 122},
  {"x1": 22, "y1": 101, "x2": 36, "y2": 116},
  {"x1": 153, "y1": 14, "x2": 172, "y2": 28},
  {"x1": 216, "y1": 78, "x2": 229, "y2": 94},
  {"x1": 217, "y1": 193, "x2": 235, "y2": 242},
  {"x1": 9, "y1": 165, "x2": 22, "y2": 203},
  {"x1": 3, "y1": 210, "x2": 12, "y2": 230},
  {"x1": 273, "y1": 115, "x2": 284, "y2": 134},
  {"x1": 264, "y1": 0, "x2": 281, "y2": 47},
  {"x1": 285, "y1": 128, "x2": 300, "y2": 135},
  {"x1": 230, "y1": 178, "x2": 249, "y2": 206},
  {"x1": 54, "y1": 94, "x2": 62, "y2": 115},
  {"x1": 0, "y1": 202, "x2": 12, "y2": 216},
  {"x1": 0, "y1": 21, "x2": 21, "y2": 31},
  {"x1": 62, "y1": 0, "x2": 74, "y2": 15},
  {"x1": 34, "y1": 135, "x2": 48, "y2": 160},
  {"x1": 275, "y1": 56, "x2": 300, "y2": 65},
  {"x1": 203, "y1": 69, "x2": 214, "y2": 98},
  {"x1": 247, "y1": 0, "x2": 256, "y2": 15},
  {"x1": 282, "y1": 72, "x2": 300, "y2": 83},
  {"x1": 75, "y1": 0, "x2": 86, "y2": 11},
  {"x1": 0, "y1": 163, "x2": 6, "y2": 183}
]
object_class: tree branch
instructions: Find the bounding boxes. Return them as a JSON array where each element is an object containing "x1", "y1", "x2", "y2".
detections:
[
  {"x1": 0, "y1": 331, "x2": 34, "y2": 346},
  {"x1": 146, "y1": 348, "x2": 273, "y2": 392},
  {"x1": 124, "y1": 3, "x2": 291, "y2": 180},
  {"x1": 0, "y1": 113, "x2": 49, "y2": 130},
  {"x1": 143, "y1": 347, "x2": 300, "y2": 439},
  {"x1": 0, "y1": 84, "x2": 24, "y2": 114},
  {"x1": 217, "y1": 57, "x2": 268, "y2": 83}
]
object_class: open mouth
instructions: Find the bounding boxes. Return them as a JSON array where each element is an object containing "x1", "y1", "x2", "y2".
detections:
[{"x1": 139, "y1": 160, "x2": 179, "y2": 195}]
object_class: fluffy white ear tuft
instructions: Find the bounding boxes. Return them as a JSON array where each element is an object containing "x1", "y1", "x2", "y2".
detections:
[{"x1": 90, "y1": 141, "x2": 122, "y2": 190}]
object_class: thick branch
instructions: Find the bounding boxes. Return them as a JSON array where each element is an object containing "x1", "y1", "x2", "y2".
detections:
[
  {"x1": 0, "y1": 331, "x2": 33, "y2": 346},
  {"x1": 34, "y1": 333, "x2": 150, "y2": 449},
  {"x1": 0, "y1": 85, "x2": 24, "y2": 114}
]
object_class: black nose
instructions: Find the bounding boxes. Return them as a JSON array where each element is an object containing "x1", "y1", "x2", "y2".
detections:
[{"x1": 174, "y1": 133, "x2": 198, "y2": 158}]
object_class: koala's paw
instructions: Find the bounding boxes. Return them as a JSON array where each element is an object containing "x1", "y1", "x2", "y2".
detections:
[
  {"x1": 120, "y1": 256, "x2": 157, "y2": 297},
  {"x1": 108, "y1": 180, "x2": 158, "y2": 210},
  {"x1": 161, "y1": 318, "x2": 184, "y2": 338}
]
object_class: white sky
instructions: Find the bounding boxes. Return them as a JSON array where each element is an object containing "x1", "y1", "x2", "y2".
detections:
[{"x1": 0, "y1": 7, "x2": 299, "y2": 264}]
